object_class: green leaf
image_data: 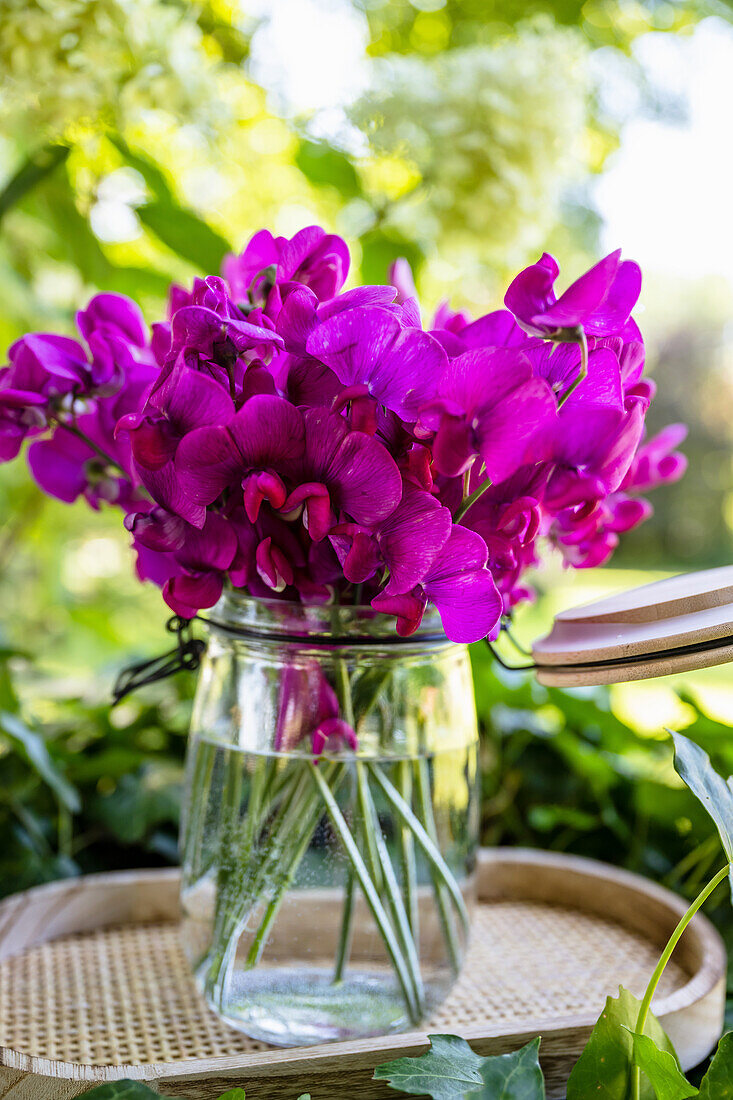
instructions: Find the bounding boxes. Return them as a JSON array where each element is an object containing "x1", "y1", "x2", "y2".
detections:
[
  {"x1": 373, "y1": 1034, "x2": 484, "y2": 1098},
  {"x1": 629, "y1": 1032, "x2": 698, "y2": 1099},
  {"x1": 359, "y1": 228, "x2": 423, "y2": 286},
  {"x1": 0, "y1": 143, "x2": 70, "y2": 221},
  {"x1": 83, "y1": 1083, "x2": 177, "y2": 1099},
  {"x1": 669, "y1": 730, "x2": 733, "y2": 899},
  {"x1": 0, "y1": 711, "x2": 80, "y2": 813},
  {"x1": 216, "y1": 1091, "x2": 246, "y2": 1099},
  {"x1": 567, "y1": 988, "x2": 679, "y2": 1100},
  {"x1": 350, "y1": 665, "x2": 392, "y2": 718},
  {"x1": 90, "y1": 767, "x2": 181, "y2": 844},
  {"x1": 296, "y1": 140, "x2": 361, "y2": 197},
  {"x1": 475, "y1": 1036, "x2": 545, "y2": 1098},
  {"x1": 699, "y1": 1032, "x2": 733, "y2": 1097},
  {"x1": 137, "y1": 201, "x2": 230, "y2": 273},
  {"x1": 108, "y1": 135, "x2": 175, "y2": 202}
]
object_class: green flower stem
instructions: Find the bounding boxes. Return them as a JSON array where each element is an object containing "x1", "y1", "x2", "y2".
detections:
[
  {"x1": 396, "y1": 760, "x2": 419, "y2": 942},
  {"x1": 454, "y1": 476, "x2": 493, "y2": 524},
  {"x1": 334, "y1": 655, "x2": 355, "y2": 728},
  {"x1": 182, "y1": 740, "x2": 216, "y2": 883},
  {"x1": 369, "y1": 761, "x2": 470, "y2": 936},
  {"x1": 414, "y1": 758, "x2": 463, "y2": 974},
  {"x1": 54, "y1": 419, "x2": 128, "y2": 477},
  {"x1": 357, "y1": 763, "x2": 425, "y2": 1017},
  {"x1": 205, "y1": 762, "x2": 312, "y2": 1005},
  {"x1": 331, "y1": 656, "x2": 359, "y2": 982},
  {"x1": 333, "y1": 856, "x2": 356, "y2": 983},
  {"x1": 631, "y1": 863, "x2": 730, "y2": 1100},
  {"x1": 310, "y1": 761, "x2": 422, "y2": 1024},
  {"x1": 557, "y1": 325, "x2": 588, "y2": 408},
  {"x1": 245, "y1": 762, "x2": 347, "y2": 969}
]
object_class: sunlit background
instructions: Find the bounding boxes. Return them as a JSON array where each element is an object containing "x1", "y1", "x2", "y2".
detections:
[{"x1": 4, "y1": 0, "x2": 733, "y2": 901}]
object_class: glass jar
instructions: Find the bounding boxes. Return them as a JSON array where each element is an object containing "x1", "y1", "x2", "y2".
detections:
[{"x1": 180, "y1": 593, "x2": 480, "y2": 1047}]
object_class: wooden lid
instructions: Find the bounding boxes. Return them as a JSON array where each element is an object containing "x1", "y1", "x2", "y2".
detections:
[{"x1": 532, "y1": 565, "x2": 733, "y2": 686}]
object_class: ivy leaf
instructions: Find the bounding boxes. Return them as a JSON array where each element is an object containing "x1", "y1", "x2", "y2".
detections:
[
  {"x1": 699, "y1": 1032, "x2": 733, "y2": 1097},
  {"x1": 669, "y1": 730, "x2": 733, "y2": 899},
  {"x1": 0, "y1": 711, "x2": 80, "y2": 812},
  {"x1": 475, "y1": 1036, "x2": 545, "y2": 1098},
  {"x1": 373, "y1": 1034, "x2": 484, "y2": 1097},
  {"x1": 567, "y1": 988, "x2": 679, "y2": 1099},
  {"x1": 83, "y1": 1083, "x2": 177, "y2": 1098},
  {"x1": 629, "y1": 1032, "x2": 698, "y2": 1099}
]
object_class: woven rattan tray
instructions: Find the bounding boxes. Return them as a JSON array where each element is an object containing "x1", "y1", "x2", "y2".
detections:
[{"x1": 0, "y1": 849, "x2": 726, "y2": 1099}]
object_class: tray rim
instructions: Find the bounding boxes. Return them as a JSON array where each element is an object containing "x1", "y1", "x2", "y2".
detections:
[{"x1": 0, "y1": 848, "x2": 726, "y2": 1083}]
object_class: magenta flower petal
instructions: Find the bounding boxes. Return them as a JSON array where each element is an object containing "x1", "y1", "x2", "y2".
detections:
[
  {"x1": 503, "y1": 253, "x2": 559, "y2": 334},
  {"x1": 335, "y1": 526, "x2": 381, "y2": 584},
  {"x1": 176, "y1": 396, "x2": 305, "y2": 512},
  {"x1": 457, "y1": 309, "x2": 530, "y2": 350},
  {"x1": 581, "y1": 261, "x2": 642, "y2": 338},
  {"x1": 76, "y1": 293, "x2": 148, "y2": 348},
  {"x1": 539, "y1": 251, "x2": 622, "y2": 329},
  {"x1": 307, "y1": 307, "x2": 447, "y2": 420},
  {"x1": 312, "y1": 717, "x2": 358, "y2": 760},
  {"x1": 28, "y1": 430, "x2": 91, "y2": 503},
  {"x1": 424, "y1": 348, "x2": 557, "y2": 482},
  {"x1": 380, "y1": 484, "x2": 452, "y2": 596},
  {"x1": 152, "y1": 364, "x2": 235, "y2": 432},
  {"x1": 125, "y1": 506, "x2": 187, "y2": 552},
  {"x1": 137, "y1": 460, "x2": 207, "y2": 528},
  {"x1": 505, "y1": 250, "x2": 641, "y2": 339},
  {"x1": 176, "y1": 513, "x2": 237, "y2": 573},
  {"x1": 164, "y1": 572, "x2": 224, "y2": 617},
  {"x1": 317, "y1": 285, "x2": 398, "y2": 321},
  {"x1": 10, "y1": 333, "x2": 89, "y2": 388},
  {"x1": 422, "y1": 526, "x2": 502, "y2": 643},
  {"x1": 256, "y1": 535, "x2": 294, "y2": 591},
  {"x1": 292, "y1": 408, "x2": 402, "y2": 528},
  {"x1": 622, "y1": 423, "x2": 688, "y2": 492},
  {"x1": 174, "y1": 424, "x2": 245, "y2": 509},
  {"x1": 606, "y1": 494, "x2": 653, "y2": 532},
  {"x1": 283, "y1": 481, "x2": 333, "y2": 541},
  {"x1": 227, "y1": 394, "x2": 306, "y2": 469},
  {"x1": 371, "y1": 590, "x2": 428, "y2": 637}
]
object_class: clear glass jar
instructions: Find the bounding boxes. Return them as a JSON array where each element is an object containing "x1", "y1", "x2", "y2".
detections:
[{"x1": 180, "y1": 593, "x2": 480, "y2": 1047}]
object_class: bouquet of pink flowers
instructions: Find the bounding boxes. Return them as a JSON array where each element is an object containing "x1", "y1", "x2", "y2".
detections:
[
  {"x1": 0, "y1": 227, "x2": 685, "y2": 644},
  {"x1": 0, "y1": 228, "x2": 690, "y2": 1041}
]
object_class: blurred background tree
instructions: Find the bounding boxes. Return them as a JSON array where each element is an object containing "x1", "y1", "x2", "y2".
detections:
[{"x1": 3, "y1": 0, "x2": 733, "y2": 920}]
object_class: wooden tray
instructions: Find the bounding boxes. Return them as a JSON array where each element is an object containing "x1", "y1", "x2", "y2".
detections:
[{"x1": 0, "y1": 850, "x2": 726, "y2": 1099}]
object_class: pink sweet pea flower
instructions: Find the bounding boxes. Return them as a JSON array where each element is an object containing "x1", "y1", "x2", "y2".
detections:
[
  {"x1": 223, "y1": 225, "x2": 350, "y2": 308},
  {"x1": 504, "y1": 250, "x2": 642, "y2": 339},
  {"x1": 621, "y1": 424, "x2": 688, "y2": 492},
  {"x1": 417, "y1": 347, "x2": 556, "y2": 481},
  {"x1": 174, "y1": 394, "x2": 305, "y2": 526},
  {"x1": 372, "y1": 524, "x2": 503, "y2": 643},
  {"x1": 307, "y1": 306, "x2": 447, "y2": 423}
]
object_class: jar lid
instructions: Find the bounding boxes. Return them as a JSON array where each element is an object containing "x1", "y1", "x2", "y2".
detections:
[{"x1": 532, "y1": 565, "x2": 733, "y2": 686}]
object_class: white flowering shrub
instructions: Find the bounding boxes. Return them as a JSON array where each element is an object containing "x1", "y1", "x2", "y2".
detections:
[
  {"x1": 0, "y1": 0, "x2": 227, "y2": 138},
  {"x1": 350, "y1": 23, "x2": 590, "y2": 275}
]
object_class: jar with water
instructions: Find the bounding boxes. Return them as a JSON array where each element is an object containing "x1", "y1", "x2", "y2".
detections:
[{"x1": 180, "y1": 593, "x2": 480, "y2": 1046}]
